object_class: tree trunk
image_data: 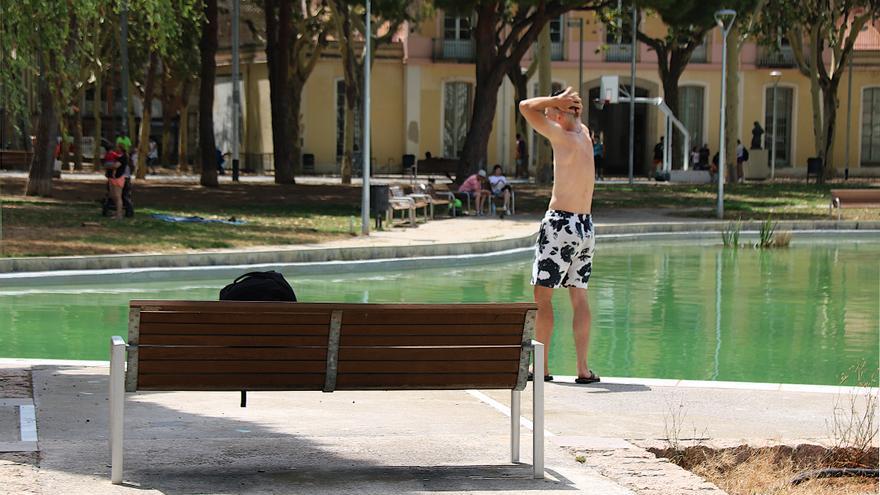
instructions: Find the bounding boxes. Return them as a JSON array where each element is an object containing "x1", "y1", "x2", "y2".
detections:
[
  {"x1": 176, "y1": 80, "x2": 191, "y2": 172},
  {"x1": 535, "y1": 25, "x2": 553, "y2": 185},
  {"x1": 135, "y1": 52, "x2": 158, "y2": 178},
  {"x1": 160, "y1": 75, "x2": 175, "y2": 169},
  {"x1": 820, "y1": 82, "x2": 838, "y2": 182},
  {"x1": 341, "y1": 86, "x2": 355, "y2": 183},
  {"x1": 198, "y1": 0, "x2": 219, "y2": 187},
  {"x1": 127, "y1": 81, "x2": 136, "y2": 143},
  {"x1": 73, "y1": 89, "x2": 84, "y2": 171},
  {"x1": 288, "y1": 83, "x2": 303, "y2": 176},
  {"x1": 26, "y1": 56, "x2": 58, "y2": 197},
  {"x1": 724, "y1": 25, "x2": 741, "y2": 184},
  {"x1": 660, "y1": 74, "x2": 680, "y2": 167},
  {"x1": 265, "y1": 0, "x2": 294, "y2": 184},
  {"x1": 93, "y1": 72, "x2": 103, "y2": 168}
]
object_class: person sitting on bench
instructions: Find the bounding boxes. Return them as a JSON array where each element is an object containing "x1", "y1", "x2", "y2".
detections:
[
  {"x1": 458, "y1": 170, "x2": 492, "y2": 216},
  {"x1": 489, "y1": 165, "x2": 513, "y2": 217}
]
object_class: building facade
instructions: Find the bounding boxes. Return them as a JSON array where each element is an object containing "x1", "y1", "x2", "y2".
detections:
[{"x1": 220, "y1": 10, "x2": 880, "y2": 177}]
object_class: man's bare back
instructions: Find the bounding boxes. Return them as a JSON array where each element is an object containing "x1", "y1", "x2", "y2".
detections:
[{"x1": 518, "y1": 88, "x2": 595, "y2": 214}]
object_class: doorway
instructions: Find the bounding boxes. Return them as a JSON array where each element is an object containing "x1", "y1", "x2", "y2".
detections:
[{"x1": 588, "y1": 85, "x2": 649, "y2": 176}]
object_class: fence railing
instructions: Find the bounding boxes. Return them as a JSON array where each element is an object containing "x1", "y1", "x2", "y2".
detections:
[
  {"x1": 757, "y1": 47, "x2": 797, "y2": 67},
  {"x1": 604, "y1": 44, "x2": 635, "y2": 62},
  {"x1": 433, "y1": 38, "x2": 475, "y2": 62}
]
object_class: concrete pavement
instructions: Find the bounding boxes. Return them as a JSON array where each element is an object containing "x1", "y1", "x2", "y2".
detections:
[{"x1": 3, "y1": 363, "x2": 876, "y2": 494}]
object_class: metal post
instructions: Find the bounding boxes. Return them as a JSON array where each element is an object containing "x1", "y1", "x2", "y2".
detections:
[
  {"x1": 531, "y1": 340, "x2": 544, "y2": 479},
  {"x1": 771, "y1": 79, "x2": 778, "y2": 179},
  {"x1": 110, "y1": 336, "x2": 126, "y2": 484},
  {"x1": 361, "y1": 0, "x2": 372, "y2": 235},
  {"x1": 231, "y1": 0, "x2": 241, "y2": 182},
  {"x1": 510, "y1": 389, "x2": 521, "y2": 463},
  {"x1": 578, "y1": 18, "x2": 584, "y2": 107},
  {"x1": 628, "y1": 1, "x2": 637, "y2": 184},
  {"x1": 845, "y1": 56, "x2": 853, "y2": 180},
  {"x1": 715, "y1": 10, "x2": 736, "y2": 219},
  {"x1": 119, "y1": 0, "x2": 130, "y2": 137}
]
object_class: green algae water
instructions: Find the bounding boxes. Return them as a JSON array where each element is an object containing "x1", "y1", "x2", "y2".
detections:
[{"x1": 1, "y1": 239, "x2": 878, "y2": 386}]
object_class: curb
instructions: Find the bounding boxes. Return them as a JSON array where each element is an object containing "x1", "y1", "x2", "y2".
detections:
[{"x1": 1, "y1": 219, "x2": 878, "y2": 278}]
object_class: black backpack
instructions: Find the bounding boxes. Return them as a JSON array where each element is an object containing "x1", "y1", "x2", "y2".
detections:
[
  {"x1": 220, "y1": 271, "x2": 296, "y2": 408},
  {"x1": 742, "y1": 148, "x2": 750, "y2": 162},
  {"x1": 219, "y1": 271, "x2": 297, "y2": 302}
]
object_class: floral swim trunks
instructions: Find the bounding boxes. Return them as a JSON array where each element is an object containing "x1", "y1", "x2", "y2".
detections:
[{"x1": 530, "y1": 209, "x2": 595, "y2": 289}]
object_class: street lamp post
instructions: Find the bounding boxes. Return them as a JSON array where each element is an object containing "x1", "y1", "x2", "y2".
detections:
[
  {"x1": 231, "y1": 0, "x2": 241, "y2": 182},
  {"x1": 715, "y1": 9, "x2": 736, "y2": 220},
  {"x1": 566, "y1": 17, "x2": 584, "y2": 111},
  {"x1": 361, "y1": 0, "x2": 372, "y2": 235},
  {"x1": 629, "y1": 1, "x2": 637, "y2": 184},
  {"x1": 769, "y1": 70, "x2": 781, "y2": 180}
]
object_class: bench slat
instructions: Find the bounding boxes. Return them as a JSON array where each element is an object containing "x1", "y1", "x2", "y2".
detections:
[
  {"x1": 139, "y1": 347, "x2": 327, "y2": 361},
  {"x1": 140, "y1": 311, "x2": 332, "y2": 325},
  {"x1": 340, "y1": 324, "x2": 523, "y2": 336},
  {"x1": 139, "y1": 334, "x2": 330, "y2": 346},
  {"x1": 343, "y1": 311, "x2": 526, "y2": 325},
  {"x1": 336, "y1": 373, "x2": 517, "y2": 390},
  {"x1": 139, "y1": 323, "x2": 330, "y2": 336},
  {"x1": 139, "y1": 360, "x2": 327, "y2": 374},
  {"x1": 138, "y1": 373, "x2": 325, "y2": 390},
  {"x1": 337, "y1": 346, "x2": 520, "y2": 361},
  {"x1": 338, "y1": 360, "x2": 519, "y2": 373},
  {"x1": 339, "y1": 334, "x2": 523, "y2": 346}
]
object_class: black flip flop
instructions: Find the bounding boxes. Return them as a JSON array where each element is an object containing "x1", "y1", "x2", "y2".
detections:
[
  {"x1": 574, "y1": 370, "x2": 600, "y2": 384},
  {"x1": 528, "y1": 372, "x2": 554, "y2": 382}
]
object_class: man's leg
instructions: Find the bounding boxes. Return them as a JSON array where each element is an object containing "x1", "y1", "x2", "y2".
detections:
[
  {"x1": 534, "y1": 285, "x2": 554, "y2": 376},
  {"x1": 568, "y1": 287, "x2": 592, "y2": 379},
  {"x1": 503, "y1": 189, "x2": 510, "y2": 211}
]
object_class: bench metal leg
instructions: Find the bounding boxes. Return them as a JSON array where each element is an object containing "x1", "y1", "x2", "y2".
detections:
[
  {"x1": 511, "y1": 389, "x2": 521, "y2": 463},
  {"x1": 531, "y1": 340, "x2": 544, "y2": 479},
  {"x1": 110, "y1": 336, "x2": 126, "y2": 484}
]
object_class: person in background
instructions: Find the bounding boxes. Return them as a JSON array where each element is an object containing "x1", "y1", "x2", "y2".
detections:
[
  {"x1": 699, "y1": 144, "x2": 710, "y2": 170},
  {"x1": 457, "y1": 169, "x2": 491, "y2": 216},
  {"x1": 735, "y1": 139, "x2": 745, "y2": 184},
  {"x1": 489, "y1": 164, "x2": 513, "y2": 217},
  {"x1": 216, "y1": 147, "x2": 225, "y2": 175},
  {"x1": 147, "y1": 138, "x2": 159, "y2": 174},
  {"x1": 104, "y1": 141, "x2": 128, "y2": 220},
  {"x1": 592, "y1": 131, "x2": 605, "y2": 181},
  {"x1": 690, "y1": 146, "x2": 700, "y2": 170},
  {"x1": 515, "y1": 133, "x2": 528, "y2": 178},
  {"x1": 750, "y1": 121, "x2": 764, "y2": 150},
  {"x1": 653, "y1": 136, "x2": 664, "y2": 178}
]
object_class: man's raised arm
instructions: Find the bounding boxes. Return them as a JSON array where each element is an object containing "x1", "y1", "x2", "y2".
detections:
[{"x1": 518, "y1": 87, "x2": 582, "y2": 138}]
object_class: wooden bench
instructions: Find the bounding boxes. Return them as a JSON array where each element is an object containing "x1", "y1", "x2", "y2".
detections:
[
  {"x1": 830, "y1": 189, "x2": 880, "y2": 220},
  {"x1": 0, "y1": 150, "x2": 33, "y2": 171},
  {"x1": 389, "y1": 185, "x2": 430, "y2": 224},
  {"x1": 109, "y1": 301, "x2": 544, "y2": 483}
]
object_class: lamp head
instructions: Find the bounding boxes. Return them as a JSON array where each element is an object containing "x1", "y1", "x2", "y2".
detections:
[
  {"x1": 714, "y1": 9, "x2": 737, "y2": 30},
  {"x1": 770, "y1": 70, "x2": 782, "y2": 82}
]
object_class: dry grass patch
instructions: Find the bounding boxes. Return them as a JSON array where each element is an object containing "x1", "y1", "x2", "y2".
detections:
[{"x1": 651, "y1": 445, "x2": 878, "y2": 495}]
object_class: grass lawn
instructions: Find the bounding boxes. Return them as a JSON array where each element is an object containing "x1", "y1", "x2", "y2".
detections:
[
  {"x1": 0, "y1": 178, "x2": 359, "y2": 257},
  {"x1": 1, "y1": 176, "x2": 877, "y2": 257}
]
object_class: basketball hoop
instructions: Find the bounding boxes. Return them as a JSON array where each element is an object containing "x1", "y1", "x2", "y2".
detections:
[{"x1": 593, "y1": 98, "x2": 610, "y2": 111}]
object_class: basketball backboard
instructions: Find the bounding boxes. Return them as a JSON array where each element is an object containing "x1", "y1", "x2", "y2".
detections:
[{"x1": 599, "y1": 75, "x2": 619, "y2": 104}]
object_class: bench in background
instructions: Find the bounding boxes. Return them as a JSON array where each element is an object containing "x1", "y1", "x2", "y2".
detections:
[{"x1": 830, "y1": 189, "x2": 880, "y2": 220}]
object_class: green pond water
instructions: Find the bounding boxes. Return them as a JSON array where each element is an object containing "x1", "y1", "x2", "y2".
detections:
[{"x1": 1, "y1": 239, "x2": 878, "y2": 386}]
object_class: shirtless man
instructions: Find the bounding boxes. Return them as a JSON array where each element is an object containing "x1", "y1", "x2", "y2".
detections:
[{"x1": 519, "y1": 87, "x2": 599, "y2": 384}]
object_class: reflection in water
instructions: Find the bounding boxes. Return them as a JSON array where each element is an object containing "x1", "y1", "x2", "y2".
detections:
[{"x1": 0, "y1": 240, "x2": 877, "y2": 386}]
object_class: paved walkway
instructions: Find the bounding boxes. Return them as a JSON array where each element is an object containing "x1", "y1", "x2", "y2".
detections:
[{"x1": 1, "y1": 363, "x2": 875, "y2": 494}]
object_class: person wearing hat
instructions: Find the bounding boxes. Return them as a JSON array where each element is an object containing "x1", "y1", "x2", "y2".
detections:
[{"x1": 457, "y1": 169, "x2": 492, "y2": 216}]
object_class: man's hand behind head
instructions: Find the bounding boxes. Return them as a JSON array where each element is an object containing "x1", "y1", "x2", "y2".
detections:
[{"x1": 553, "y1": 86, "x2": 582, "y2": 118}]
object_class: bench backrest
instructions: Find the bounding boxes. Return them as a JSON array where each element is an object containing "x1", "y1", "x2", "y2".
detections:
[
  {"x1": 389, "y1": 185, "x2": 406, "y2": 198},
  {"x1": 127, "y1": 301, "x2": 536, "y2": 393},
  {"x1": 831, "y1": 189, "x2": 880, "y2": 203}
]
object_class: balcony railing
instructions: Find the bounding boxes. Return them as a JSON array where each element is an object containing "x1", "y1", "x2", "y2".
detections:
[
  {"x1": 691, "y1": 43, "x2": 708, "y2": 63},
  {"x1": 433, "y1": 38, "x2": 475, "y2": 62},
  {"x1": 604, "y1": 43, "x2": 635, "y2": 62},
  {"x1": 757, "y1": 46, "x2": 797, "y2": 67}
]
